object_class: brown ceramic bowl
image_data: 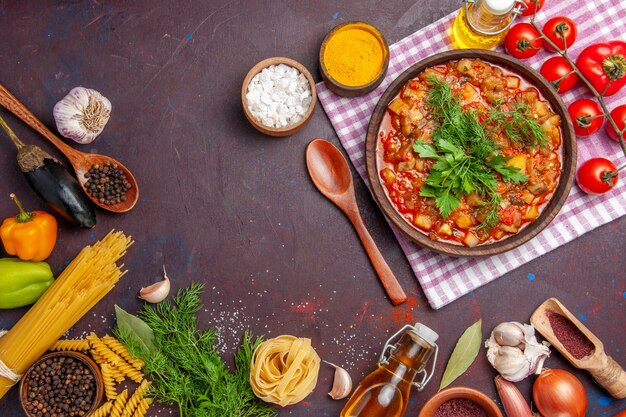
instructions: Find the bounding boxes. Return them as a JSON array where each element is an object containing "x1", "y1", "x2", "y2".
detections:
[
  {"x1": 365, "y1": 49, "x2": 576, "y2": 257},
  {"x1": 418, "y1": 386, "x2": 503, "y2": 417},
  {"x1": 20, "y1": 351, "x2": 104, "y2": 417},
  {"x1": 242, "y1": 57, "x2": 317, "y2": 137},
  {"x1": 320, "y1": 21, "x2": 390, "y2": 97}
]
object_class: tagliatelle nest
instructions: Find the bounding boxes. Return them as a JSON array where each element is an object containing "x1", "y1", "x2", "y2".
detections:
[{"x1": 249, "y1": 335, "x2": 320, "y2": 407}]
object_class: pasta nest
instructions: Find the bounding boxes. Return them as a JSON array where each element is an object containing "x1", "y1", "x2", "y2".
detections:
[{"x1": 249, "y1": 335, "x2": 320, "y2": 407}]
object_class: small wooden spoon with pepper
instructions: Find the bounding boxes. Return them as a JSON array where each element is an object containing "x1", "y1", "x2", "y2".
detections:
[
  {"x1": 0, "y1": 82, "x2": 138, "y2": 213},
  {"x1": 306, "y1": 138, "x2": 407, "y2": 306},
  {"x1": 531, "y1": 297, "x2": 626, "y2": 399}
]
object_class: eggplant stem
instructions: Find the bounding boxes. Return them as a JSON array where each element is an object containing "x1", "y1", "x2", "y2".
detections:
[{"x1": 0, "y1": 114, "x2": 26, "y2": 149}]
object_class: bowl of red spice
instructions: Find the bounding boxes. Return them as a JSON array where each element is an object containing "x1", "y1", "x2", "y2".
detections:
[
  {"x1": 20, "y1": 351, "x2": 104, "y2": 417},
  {"x1": 418, "y1": 386, "x2": 503, "y2": 417}
]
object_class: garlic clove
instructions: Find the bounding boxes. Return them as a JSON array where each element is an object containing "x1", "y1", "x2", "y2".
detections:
[
  {"x1": 53, "y1": 87, "x2": 111, "y2": 144},
  {"x1": 492, "y1": 322, "x2": 526, "y2": 348},
  {"x1": 492, "y1": 346, "x2": 531, "y2": 382},
  {"x1": 524, "y1": 340, "x2": 551, "y2": 375},
  {"x1": 139, "y1": 265, "x2": 171, "y2": 303},
  {"x1": 323, "y1": 361, "x2": 352, "y2": 400}
]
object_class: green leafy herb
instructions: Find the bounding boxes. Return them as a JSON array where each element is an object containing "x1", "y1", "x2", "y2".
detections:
[
  {"x1": 439, "y1": 319, "x2": 482, "y2": 391},
  {"x1": 484, "y1": 102, "x2": 546, "y2": 147},
  {"x1": 114, "y1": 305, "x2": 156, "y2": 353},
  {"x1": 486, "y1": 154, "x2": 529, "y2": 184},
  {"x1": 413, "y1": 78, "x2": 532, "y2": 226},
  {"x1": 114, "y1": 283, "x2": 276, "y2": 417}
]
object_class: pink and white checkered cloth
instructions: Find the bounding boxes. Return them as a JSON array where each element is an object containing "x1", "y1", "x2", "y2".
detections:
[{"x1": 317, "y1": 0, "x2": 626, "y2": 309}]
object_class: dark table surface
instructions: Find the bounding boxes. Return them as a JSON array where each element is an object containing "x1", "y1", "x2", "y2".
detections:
[{"x1": 0, "y1": 1, "x2": 625, "y2": 416}]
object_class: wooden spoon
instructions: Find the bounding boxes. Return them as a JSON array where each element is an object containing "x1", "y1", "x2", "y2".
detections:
[
  {"x1": 0, "y1": 82, "x2": 138, "y2": 213},
  {"x1": 530, "y1": 297, "x2": 626, "y2": 398},
  {"x1": 306, "y1": 139, "x2": 407, "y2": 306}
]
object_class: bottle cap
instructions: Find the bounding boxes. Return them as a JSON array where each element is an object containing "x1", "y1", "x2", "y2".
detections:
[
  {"x1": 413, "y1": 322, "x2": 439, "y2": 345},
  {"x1": 483, "y1": 0, "x2": 515, "y2": 15}
]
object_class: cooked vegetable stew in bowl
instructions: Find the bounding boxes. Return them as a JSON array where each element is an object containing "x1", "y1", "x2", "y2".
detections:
[{"x1": 365, "y1": 50, "x2": 576, "y2": 257}]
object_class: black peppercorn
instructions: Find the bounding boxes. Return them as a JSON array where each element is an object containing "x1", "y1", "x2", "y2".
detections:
[
  {"x1": 84, "y1": 163, "x2": 132, "y2": 205},
  {"x1": 24, "y1": 355, "x2": 97, "y2": 417}
]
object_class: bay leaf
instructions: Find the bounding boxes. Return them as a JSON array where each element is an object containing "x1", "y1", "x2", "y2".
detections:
[
  {"x1": 439, "y1": 319, "x2": 482, "y2": 390},
  {"x1": 114, "y1": 304, "x2": 156, "y2": 353}
]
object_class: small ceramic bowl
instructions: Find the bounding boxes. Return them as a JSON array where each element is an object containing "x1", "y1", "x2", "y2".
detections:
[
  {"x1": 242, "y1": 57, "x2": 317, "y2": 137},
  {"x1": 418, "y1": 386, "x2": 503, "y2": 417},
  {"x1": 20, "y1": 351, "x2": 104, "y2": 417},
  {"x1": 319, "y1": 21, "x2": 389, "y2": 97}
]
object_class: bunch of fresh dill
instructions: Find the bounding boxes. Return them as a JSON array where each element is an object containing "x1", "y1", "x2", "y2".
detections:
[
  {"x1": 114, "y1": 283, "x2": 276, "y2": 417},
  {"x1": 413, "y1": 77, "x2": 542, "y2": 228}
]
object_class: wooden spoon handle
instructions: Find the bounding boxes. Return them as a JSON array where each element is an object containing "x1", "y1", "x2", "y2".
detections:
[
  {"x1": 0, "y1": 82, "x2": 79, "y2": 159},
  {"x1": 346, "y1": 208, "x2": 407, "y2": 306},
  {"x1": 589, "y1": 355, "x2": 626, "y2": 399}
]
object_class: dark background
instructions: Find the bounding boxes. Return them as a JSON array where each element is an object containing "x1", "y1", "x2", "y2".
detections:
[{"x1": 0, "y1": 1, "x2": 624, "y2": 416}]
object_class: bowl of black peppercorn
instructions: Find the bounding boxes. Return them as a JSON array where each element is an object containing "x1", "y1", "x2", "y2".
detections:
[{"x1": 20, "y1": 351, "x2": 104, "y2": 417}]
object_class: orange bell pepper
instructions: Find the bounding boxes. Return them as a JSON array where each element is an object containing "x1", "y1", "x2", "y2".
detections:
[{"x1": 0, "y1": 193, "x2": 57, "y2": 261}]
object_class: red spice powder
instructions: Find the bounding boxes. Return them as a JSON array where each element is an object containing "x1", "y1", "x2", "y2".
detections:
[
  {"x1": 433, "y1": 398, "x2": 487, "y2": 417},
  {"x1": 546, "y1": 310, "x2": 595, "y2": 359}
]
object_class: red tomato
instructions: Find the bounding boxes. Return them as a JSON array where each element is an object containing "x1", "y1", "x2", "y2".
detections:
[
  {"x1": 577, "y1": 41, "x2": 626, "y2": 97},
  {"x1": 519, "y1": 0, "x2": 545, "y2": 16},
  {"x1": 504, "y1": 23, "x2": 543, "y2": 59},
  {"x1": 576, "y1": 158, "x2": 619, "y2": 195},
  {"x1": 542, "y1": 16, "x2": 577, "y2": 52},
  {"x1": 567, "y1": 99, "x2": 604, "y2": 137},
  {"x1": 606, "y1": 105, "x2": 626, "y2": 142},
  {"x1": 540, "y1": 57, "x2": 578, "y2": 93}
]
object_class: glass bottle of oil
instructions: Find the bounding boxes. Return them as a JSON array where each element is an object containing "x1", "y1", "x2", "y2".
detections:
[
  {"x1": 341, "y1": 323, "x2": 438, "y2": 417},
  {"x1": 452, "y1": 0, "x2": 524, "y2": 50}
]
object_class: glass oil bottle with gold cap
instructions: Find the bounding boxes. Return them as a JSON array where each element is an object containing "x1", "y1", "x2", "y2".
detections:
[
  {"x1": 451, "y1": 0, "x2": 526, "y2": 50},
  {"x1": 340, "y1": 323, "x2": 439, "y2": 417}
]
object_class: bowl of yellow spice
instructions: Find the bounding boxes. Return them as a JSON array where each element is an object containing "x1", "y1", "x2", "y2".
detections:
[{"x1": 320, "y1": 21, "x2": 390, "y2": 97}]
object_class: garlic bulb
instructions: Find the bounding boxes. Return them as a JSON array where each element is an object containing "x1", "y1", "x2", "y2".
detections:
[
  {"x1": 53, "y1": 87, "x2": 111, "y2": 144},
  {"x1": 485, "y1": 321, "x2": 550, "y2": 382},
  {"x1": 139, "y1": 265, "x2": 171, "y2": 303},
  {"x1": 324, "y1": 361, "x2": 352, "y2": 400}
]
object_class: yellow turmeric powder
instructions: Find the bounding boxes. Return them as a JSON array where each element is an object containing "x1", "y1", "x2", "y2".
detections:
[{"x1": 323, "y1": 24, "x2": 386, "y2": 87}]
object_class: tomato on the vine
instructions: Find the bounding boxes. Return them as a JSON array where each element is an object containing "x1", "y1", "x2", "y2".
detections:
[
  {"x1": 576, "y1": 158, "x2": 618, "y2": 195},
  {"x1": 606, "y1": 105, "x2": 626, "y2": 142},
  {"x1": 504, "y1": 23, "x2": 543, "y2": 59},
  {"x1": 568, "y1": 99, "x2": 604, "y2": 137},
  {"x1": 542, "y1": 16, "x2": 577, "y2": 52},
  {"x1": 577, "y1": 41, "x2": 626, "y2": 97},
  {"x1": 540, "y1": 57, "x2": 578, "y2": 93},
  {"x1": 519, "y1": 0, "x2": 545, "y2": 16}
]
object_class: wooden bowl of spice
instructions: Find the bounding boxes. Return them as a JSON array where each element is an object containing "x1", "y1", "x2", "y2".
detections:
[
  {"x1": 418, "y1": 386, "x2": 503, "y2": 417},
  {"x1": 20, "y1": 351, "x2": 104, "y2": 417},
  {"x1": 320, "y1": 21, "x2": 390, "y2": 97},
  {"x1": 242, "y1": 57, "x2": 317, "y2": 137}
]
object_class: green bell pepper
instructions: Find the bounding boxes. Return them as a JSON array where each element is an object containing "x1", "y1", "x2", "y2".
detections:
[{"x1": 0, "y1": 257, "x2": 54, "y2": 309}]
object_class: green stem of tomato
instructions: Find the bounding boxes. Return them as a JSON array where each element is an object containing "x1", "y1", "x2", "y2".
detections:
[{"x1": 529, "y1": 19, "x2": 626, "y2": 163}]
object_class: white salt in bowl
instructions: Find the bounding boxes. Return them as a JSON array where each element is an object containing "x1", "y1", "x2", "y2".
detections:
[{"x1": 242, "y1": 57, "x2": 317, "y2": 137}]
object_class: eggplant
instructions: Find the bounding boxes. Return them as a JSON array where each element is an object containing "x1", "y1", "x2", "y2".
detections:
[
  {"x1": 23, "y1": 158, "x2": 96, "y2": 228},
  {"x1": 0, "y1": 115, "x2": 96, "y2": 228}
]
